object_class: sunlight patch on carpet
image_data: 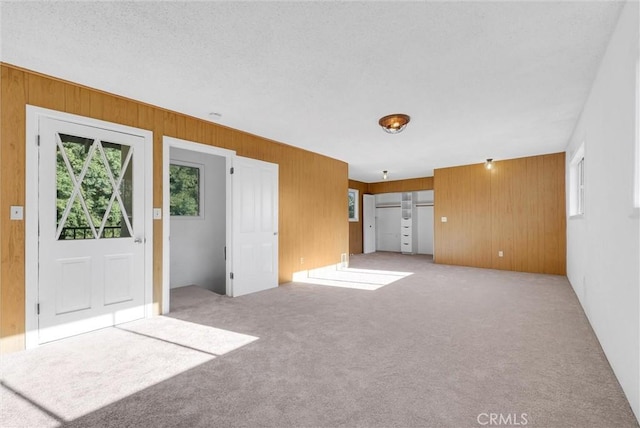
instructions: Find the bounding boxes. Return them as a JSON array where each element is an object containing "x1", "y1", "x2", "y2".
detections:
[
  {"x1": 293, "y1": 265, "x2": 413, "y2": 290},
  {"x1": 0, "y1": 318, "x2": 258, "y2": 425},
  {"x1": 119, "y1": 316, "x2": 259, "y2": 356}
]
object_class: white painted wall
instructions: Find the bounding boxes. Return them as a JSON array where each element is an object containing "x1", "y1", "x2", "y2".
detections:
[
  {"x1": 170, "y1": 148, "x2": 226, "y2": 294},
  {"x1": 565, "y1": 1, "x2": 639, "y2": 421}
]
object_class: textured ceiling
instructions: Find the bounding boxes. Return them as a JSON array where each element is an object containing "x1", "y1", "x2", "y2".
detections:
[{"x1": 0, "y1": 1, "x2": 624, "y2": 182}]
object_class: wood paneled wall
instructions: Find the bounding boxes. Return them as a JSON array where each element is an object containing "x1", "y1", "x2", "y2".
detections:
[
  {"x1": 348, "y1": 179, "x2": 368, "y2": 255},
  {"x1": 0, "y1": 64, "x2": 349, "y2": 353},
  {"x1": 368, "y1": 176, "x2": 433, "y2": 194},
  {"x1": 434, "y1": 153, "x2": 566, "y2": 275},
  {"x1": 434, "y1": 164, "x2": 493, "y2": 268}
]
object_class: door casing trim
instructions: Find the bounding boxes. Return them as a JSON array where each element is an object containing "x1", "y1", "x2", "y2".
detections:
[{"x1": 25, "y1": 105, "x2": 154, "y2": 349}]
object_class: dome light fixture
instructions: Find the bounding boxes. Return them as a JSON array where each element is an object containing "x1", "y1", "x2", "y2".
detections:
[
  {"x1": 382, "y1": 170, "x2": 388, "y2": 180},
  {"x1": 379, "y1": 114, "x2": 410, "y2": 134}
]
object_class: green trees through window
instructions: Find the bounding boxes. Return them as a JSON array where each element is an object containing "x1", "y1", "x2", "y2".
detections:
[
  {"x1": 169, "y1": 163, "x2": 201, "y2": 216},
  {"x1": 56, "y1": 134, "x2": 132, "y2": 240}
]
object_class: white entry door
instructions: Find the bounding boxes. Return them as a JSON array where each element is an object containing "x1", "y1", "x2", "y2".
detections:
[
  {"x1": 363, "y1": 194, "x2": 376, "y2": 254},
  {"x1": 38, "y1": 118, "x2": 146, "y2": 344},
  {"x1": 231, "y1": 156, "x2": 278, "y2": 297}
]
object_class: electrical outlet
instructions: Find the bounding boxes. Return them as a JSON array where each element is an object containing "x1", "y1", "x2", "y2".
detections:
[
  {"x1": 153, "y1": 208, "x2": 162, "y2": 219},
  {"x1": 441, "y1": 216, "x2": 447, "y2": 223},
  {"x1": 498, "y1": 251, "x2": 504, "y2": 257},
  {"x1": 300, "y1": 257, "x2": 304, "y2": 265}
]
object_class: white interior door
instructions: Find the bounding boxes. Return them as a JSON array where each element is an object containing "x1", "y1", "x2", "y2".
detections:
[
  {"x1": 38, "y1": 117, "x2": 146, "y2": 344},
  {"x1": 363, "y1": 194, "x2": 376, "y2": 254},
  {"x1": 231, "y1": 156, "x2": 278, "y2": 297}
]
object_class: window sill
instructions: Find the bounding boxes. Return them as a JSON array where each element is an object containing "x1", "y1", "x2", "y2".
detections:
[
  {"x1": 170, "y1": 216, "x2": 205, "y2": 221},
  {"x1": 569, "y1": 214, "x2": 585, "y2": 220}
]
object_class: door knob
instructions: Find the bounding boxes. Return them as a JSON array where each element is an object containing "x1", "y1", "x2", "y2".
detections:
[{"x1": 134, "y1": 237, "x2": 143, "y2": 244}]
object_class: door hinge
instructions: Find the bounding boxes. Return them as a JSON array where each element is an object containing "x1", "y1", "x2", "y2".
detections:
[
  {"x1": 230, "y1": 272, "x2": 234, "y2": 280},
  {"x1": 36, "y1": 303, "x2": 40, "y2": 315},
  {"x1": 36, "y1": 135, "x2": 40, "y2": 147},
  {"x1": 230, "y1": 167, "x2": 234, "y2": 175}
]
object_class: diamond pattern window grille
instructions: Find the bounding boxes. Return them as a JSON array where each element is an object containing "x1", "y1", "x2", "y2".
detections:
[{"x1": 55, "y1": 133, "x2": 134, "y2": 240}]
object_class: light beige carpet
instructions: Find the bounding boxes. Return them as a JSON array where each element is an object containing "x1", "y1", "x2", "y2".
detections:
[{"x1": 1, "y1": 252, "x2": 638, "y2": 427}]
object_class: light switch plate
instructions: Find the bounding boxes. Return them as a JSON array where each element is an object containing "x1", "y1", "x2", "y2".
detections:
[
  {"x1": 441, "y1": 216, "x2": 447, "y2": 223},
  {"x1": 153, "y1": 208, "x2": 162, "y2": 220},
  {"x1": 10, "y1": 206, "x2": 24, "y2": 220}
]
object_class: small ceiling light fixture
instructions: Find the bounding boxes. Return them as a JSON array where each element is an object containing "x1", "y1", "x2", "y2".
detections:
[
  {"x1": 379, "y1": 114, "x2": 410, "y2": 134},
  {"x1": 485, "y1": 158, "x2": 494, "y2": 170},
  {"x1": 382, "y1": 170, "x2": 388, "y2": 180}
]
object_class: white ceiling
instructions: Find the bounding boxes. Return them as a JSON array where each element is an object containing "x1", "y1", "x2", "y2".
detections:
[{"x1": 0, "y1": 1, "x2": 623, "y2": 182}]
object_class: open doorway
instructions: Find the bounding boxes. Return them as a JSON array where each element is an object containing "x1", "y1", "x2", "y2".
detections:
[
  {"x1": 374, "y1": 190, "x2": 434, "y2": 256},
  {"x1": 162, "y1": 136, "x2": 280, "y2": 313},
  {"x1": 162, "y1": 137, "x2": 234, "y2": 314},
  {"x1": 169, "y1": 148, "x2": 226, "y2": 295}
]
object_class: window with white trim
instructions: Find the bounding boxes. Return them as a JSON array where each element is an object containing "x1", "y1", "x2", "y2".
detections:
[
  {"x1": 635, "y1": 58, "x2": 640, "y2": 208},
  {"x1": 169, "y1": 161, "x2": 204, "y2": 218},
  {"x1": 570, "y1": 143, "x2": 585, "y2": 216}
]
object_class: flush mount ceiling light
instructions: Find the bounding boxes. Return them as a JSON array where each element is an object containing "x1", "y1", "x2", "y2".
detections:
[
  {"x1": 382, "y1": 170, "x2": 388, "y2": 180},
  {"x1": 485, "y1": 158, "x2": 494, "y2": 170},
  {"x1": 378, "y1": 114, "x2": 410, "y2": 134}
]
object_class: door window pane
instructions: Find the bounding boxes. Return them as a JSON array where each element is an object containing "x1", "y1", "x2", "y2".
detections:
[{"x1": 56, "y1": 133, "x2": 134, "y2": 239}]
